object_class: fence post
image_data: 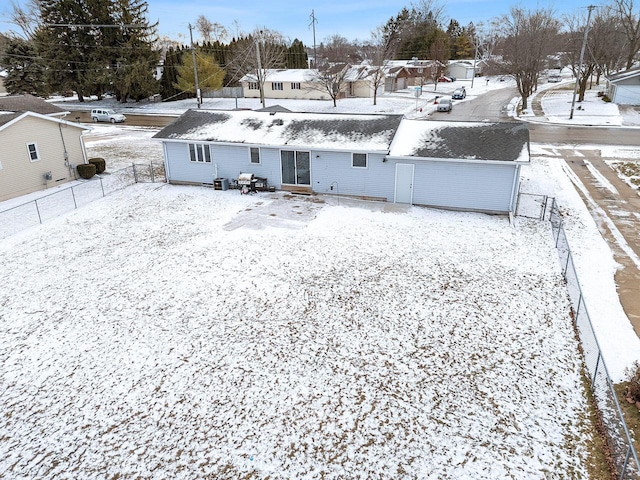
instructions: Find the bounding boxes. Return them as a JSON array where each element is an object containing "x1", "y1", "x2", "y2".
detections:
[
  {"x1": 575, "y1": 293, "x2": 582, "y2": 324},
  {"x1": 620, "y1": 444, "x2": 631, "y2": 480},
  {"x1": 541, "y1": 195, "x2": 548, "y2": 221},
  {"x1": 70, "y1": 186, "x2": 78, "y2": 209},
  {"x1": 564, "y1": 250, "x2": 572, "y2": 276},
  {"x1": 100, "y1": 176, "x2": 105, "y2": 197},
  {"x1": 592, "y1": 351, "x2": 601, "y2": 388},
  {"x1": 150, "y1": 162, "x2": 155, "y2": 183},
  {"x1": 34, "y1": 200, "x2": 42, "y2": 224},
  {"x1": 132, "y1": 163, "x2": 138, "y2": 183}
]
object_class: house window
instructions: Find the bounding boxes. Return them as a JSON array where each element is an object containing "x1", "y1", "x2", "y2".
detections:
[
  {"x1": 281, "y1": 150, "x2": 310, "y2": 185},
  {"x1": 189, "y1": 143, "x2": 211, "y2": 163},
  {"x1": 272, "y1": 82, "x2": 283, "y2": 91},
  {"x1": 248, "y1": 82, "x2": 259, "y2": 90},
  {"x1": 352, "y1": 153, "x2": 367, "y2": 168},
  {"x1": 27, "y1": 143, "x2": 40, "y2": 162},
  {"x1": 291, "y1": 82, "x2": 301, "y2": 90},
  {"x1": 250, "y1": 147, "x2": 261, "y2": 164}
]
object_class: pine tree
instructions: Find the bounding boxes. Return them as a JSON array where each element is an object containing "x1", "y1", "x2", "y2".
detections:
[
  {"x1": 2, "y1": 37, "x2": 49, "y2": 96},
  {"x1": 286, "y1": 39, "x2": 308, "y2": 68},
  {"x1": 109, "y1": 0, "x2": 159, "y2": 101}
]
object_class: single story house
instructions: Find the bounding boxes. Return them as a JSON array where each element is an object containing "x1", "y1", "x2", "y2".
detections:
[
  {"x1": 606, "y1": 67, "x2": 640, "y2": 105},
  {"x1": 344, "y1": 65, "x2": 383, "y2": 98},
  {"x1": 0, "y1": 95, "x2": 89, "y2": 202},
  {"x1": 240, "y1": 69, "x2": 331, "y2": 101},
  {"x1": 153, "y1": 110, "x2": 530, "y2": 214}
]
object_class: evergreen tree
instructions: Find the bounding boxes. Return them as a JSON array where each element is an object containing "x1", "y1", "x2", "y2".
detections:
[
  {"x1": 2, "y1": 37, "x2": 49, "y2": 96},
  {"x1": 109, "y1": 0, "x2": 159, "y2": 101},
  {"x1": 286, "y1": 39, "x2": 308, "y2": 68},
  {"x1": 173, "y1": 49, "x2": 225, "y2": 96}
]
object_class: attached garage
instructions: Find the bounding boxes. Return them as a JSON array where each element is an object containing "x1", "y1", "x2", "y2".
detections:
[
  {"x1": 388, "y1": 120, "x2": 529, "y2": 214},
  {"x1": 607, "y1": 68, "x2": 640, "y2": 106}
]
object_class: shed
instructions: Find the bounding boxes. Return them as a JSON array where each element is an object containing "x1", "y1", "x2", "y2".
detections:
[{"x1": 606, "y1": 68, "x2": 640, "y2": 105}]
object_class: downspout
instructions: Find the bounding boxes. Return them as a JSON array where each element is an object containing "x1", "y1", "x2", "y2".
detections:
[
  {"x1": 508, "y1": 163, "x2": 522, "y2": 224},
  {"x1": 58, "y1": 121, "x2": 75, "y2": 180}
]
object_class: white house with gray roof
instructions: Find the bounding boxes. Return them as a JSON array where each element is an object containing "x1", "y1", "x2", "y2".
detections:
[
  {"x1": 153, "y1": 110, "x2": 529, "y2": 214},
  {"x1": 606, "y1": 67, "x2": 640, "y2": 105}
]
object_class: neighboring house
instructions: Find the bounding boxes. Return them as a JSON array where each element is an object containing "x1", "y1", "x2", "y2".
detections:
[
  {"x1": 153, "y1": 110, "x2": 529, "y2": 214},
  {"x1": 384, "y1": 65, "x2": 412, "y2": 92},
  {"x1": 0, "y1": 95, "x2": 89, "y2": 202},
  {"x1": 344, "y1": 65, "x2": 380, "y2": 98},
  {"x1": 0, "y1": 72, "x2": 6, "y2": 95},
  {"x1": 384, "y1": 60, "x2": 445, "y2": 90},
  {"x1": 240, "y1": 69, "x2": 330, "y2": 101},
  {"x1": 606, "y1": 67, "x2": 640, "y2": 106}
]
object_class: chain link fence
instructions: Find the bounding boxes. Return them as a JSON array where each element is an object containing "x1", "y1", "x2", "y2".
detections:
[
  {"x1": 0, "y1": 163, "x2": 165, "y2": 240},
  {"x1": 547, "y1": 197, "x2": 639, "y2": 479}
]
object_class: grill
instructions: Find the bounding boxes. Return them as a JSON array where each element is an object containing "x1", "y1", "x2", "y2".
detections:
[{"x1": 237, "y1": 173, "x2": 269, "y2": 194}]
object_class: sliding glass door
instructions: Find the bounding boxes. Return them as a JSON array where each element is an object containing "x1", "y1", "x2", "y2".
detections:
[{"x1": 281, "y1": 150, "x2": 311, "y2": 185}]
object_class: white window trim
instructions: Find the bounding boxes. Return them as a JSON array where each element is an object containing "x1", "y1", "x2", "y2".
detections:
[
  {"x1": 248, "y1": 82, "x2": 259, "y2": 90},
  {"x1": 272, "y1": 82, "x2": 283, "y2": 91},
  {"x1": 249, "y1": 147, "x2": 261, "y2": 164},
  {"x1": 189, "y1": 143, "x2": 212, "y2": 163},
  {"x1": 27, "y1": 142, "x2": 41, "y2": 162},
  {"x1": 352, "y1": 152, "x2": 368, "y2": 169},
  {"x1": 291, "y1": 82, "x2": 301, "y2": 90}
]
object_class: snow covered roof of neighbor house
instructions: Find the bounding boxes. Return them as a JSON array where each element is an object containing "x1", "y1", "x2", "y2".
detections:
[
  {"x1": 389, "y1": 120, "x2": 530, "y2": 163},
  {"x1": 0, "y1": 94, "x2": 67, "y2": 116},
  {"x1": 607, "y1": 67, "x2": 640, "y2": 83},
  {"x1": 153, "y1": 109, "x2": 404, "y2": 152}
]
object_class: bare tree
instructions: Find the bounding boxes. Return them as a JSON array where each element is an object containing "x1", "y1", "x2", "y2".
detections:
[
  {"x1": 612, "y1": 0, "x2": 640, "y2": 69},
  {"x1": 308, "y1": 63, "x2": 349, "y2": 107},
  {"x1": 492, "y1": 6, "x2": 560, "y2": 110},
  {"x1": 211, "y1": 22, "x2": 228, "y2": 42},
  {"x1": 196, "y1": 15, "x2": 213, "y2": 43},
  {"x1": 8, "y1": 0, "x2": 41, "y2": 40},
  {"x1": 360, "y1": 25, "x2": 401, "y2": 105},
  {"x1": 318, "y1": 34, "x2": 360, "y2": 65},
  {"x1": 225, "y1": 28, "x2": 288, "y2": 104},
  {"x1": 428, "y1": 29, "x2": 449, "y2": 90}
]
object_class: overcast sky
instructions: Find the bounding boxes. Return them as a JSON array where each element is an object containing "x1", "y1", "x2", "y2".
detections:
[{"x1": 1, "y1": 0, "x2": 591, "y2": 45}]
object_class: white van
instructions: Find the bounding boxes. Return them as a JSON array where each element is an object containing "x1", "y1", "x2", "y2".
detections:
[{"x1": 91, "y1": 108, "x2": 126, "y2": 123}]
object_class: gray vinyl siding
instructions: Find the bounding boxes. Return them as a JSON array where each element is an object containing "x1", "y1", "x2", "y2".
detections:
[
  {"x1": 163, "y1": 142, "x2": 283, "y2": 187},
  {"x1": 311, "y1": 151, "x2": 393, "y2": 200},
  {"x1": 389, "y1": 158, "x2": 517, "y2": 212}
]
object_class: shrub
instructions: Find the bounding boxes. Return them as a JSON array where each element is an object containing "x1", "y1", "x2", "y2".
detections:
[
  {"x1": 625, "y1": 361, "x2": 640, "y2": 402},
  {"x1": 88, "y1": 157, "x2": 106, "y2": 174},
  {"x1": 602, "y1": 95, "x2": 611, "y2": 103},
  {"x1": 77, "y1": 163, "x2": 96, "y2": 179}
]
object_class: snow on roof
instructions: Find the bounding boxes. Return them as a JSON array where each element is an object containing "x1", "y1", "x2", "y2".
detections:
[
  {"x1": 389, "y1": 120, "x2": 530, "y2": 162},
  {"x1": 153, "y1": 109, "x2": 403, "y2": 152},
  {"x1": 607, "y1": 67, "x2": 640, "y2": 83},
  {"x1": 240, "y1": 69, "x2": 319, "y2": 83}
]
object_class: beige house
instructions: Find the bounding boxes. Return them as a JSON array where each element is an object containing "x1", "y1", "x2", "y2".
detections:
[
  {"x1": 0, "y1": 95, "x2": 89, "y2": 202},
  {"x1": 241, "y1": 69, "x2": 331, "y2": 101}
]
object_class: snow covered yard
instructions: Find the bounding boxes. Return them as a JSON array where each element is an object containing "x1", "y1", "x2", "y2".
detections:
[{"x1": 0, "y1": 184, "x2": 591, "y2": 478}]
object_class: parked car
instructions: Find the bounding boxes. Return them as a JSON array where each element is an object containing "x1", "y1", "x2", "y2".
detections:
[
  {"x1": 436, "y1": 98, "x2": 452, "y2": 112},
  {"x1": 452, "y1": 88, "x2": 466, "y2": 99},
  {"x1": 548, "y1": 74, "x2": 562, "y2": 83},
  {"x1": 91, "y1": 108, "x2": 126, "y2": 123},
  {"x1": 438, "y1": 76, "x2": 455, "y2": 82}
]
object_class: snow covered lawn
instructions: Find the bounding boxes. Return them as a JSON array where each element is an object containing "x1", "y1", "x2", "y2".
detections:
[{"x1": 0, "y1": 185, "x2": 590, "y2": 478}]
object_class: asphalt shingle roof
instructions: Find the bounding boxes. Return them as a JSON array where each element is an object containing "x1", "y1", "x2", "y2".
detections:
[
  {"x1": 390, "y1": 121, "x2": 530, "y2": 162},
  {"x1": 0, "y1": 94, "x2": 65, "y2": 116},
  {"x1": 153, "y1": 109, "x2": 404, "y2": 152}
]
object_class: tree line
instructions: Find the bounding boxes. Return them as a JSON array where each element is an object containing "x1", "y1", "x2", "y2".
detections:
[{"x1": 0, "y1": 0, "x2": 639, "y2": 108}]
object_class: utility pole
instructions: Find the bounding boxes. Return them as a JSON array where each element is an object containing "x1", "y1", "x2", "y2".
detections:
[
  {"x1": 255, "y1": 32, "x2": 265, "y2": 108},
  {"x1": 570, "y1": 5, "x2": 596, "y2": 120},
  {"x1": 188, "y1": 23, "x2": 201, "y2": 109},
  {"x1": 309, "y1": 9, "x2": 318, "y2": 68}
]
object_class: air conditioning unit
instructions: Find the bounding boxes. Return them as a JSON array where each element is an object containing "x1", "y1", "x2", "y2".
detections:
[{"x1": 44, "y1": 171, "x2": 52, "y2": 181}]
